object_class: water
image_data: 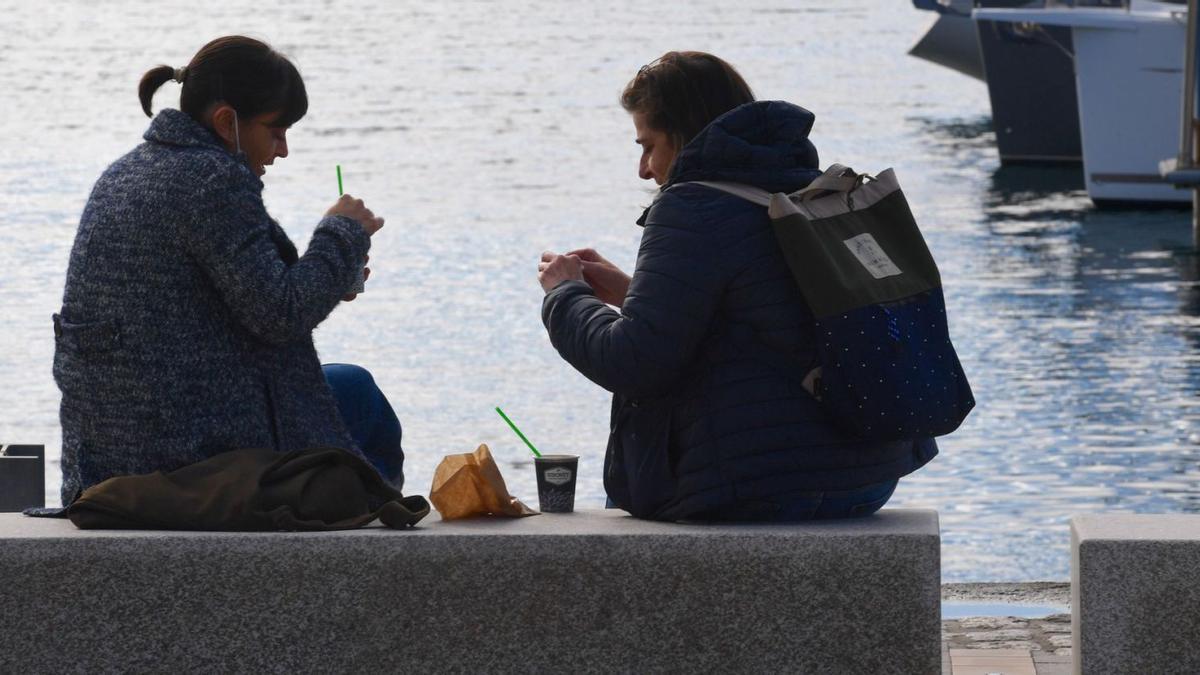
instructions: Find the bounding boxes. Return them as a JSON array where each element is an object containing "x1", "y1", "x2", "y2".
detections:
[
  {"x1": 941, "y1": 602, "x2": 1069, "y2": 620},
  {"x1": 1, "y1": 1, "x2": 1197, "y2": 582}
]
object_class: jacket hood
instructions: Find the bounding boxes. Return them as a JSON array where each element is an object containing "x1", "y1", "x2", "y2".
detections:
[{"x1": 665, "y1": 100, "x2": 823, "y2": 194}]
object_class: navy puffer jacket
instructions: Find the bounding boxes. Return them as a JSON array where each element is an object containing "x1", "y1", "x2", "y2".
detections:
[{"x1": 542, "y1": 101, "x2": 937, "y2": 520}]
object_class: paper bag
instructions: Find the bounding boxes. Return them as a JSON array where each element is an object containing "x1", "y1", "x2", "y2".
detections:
[{"x1": 429, "y1": 444, "x2": 537, "y2": 519}]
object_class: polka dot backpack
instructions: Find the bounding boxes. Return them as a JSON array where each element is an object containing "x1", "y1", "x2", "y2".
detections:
[{"x1": 685, "y1": 165, "x2": 975, "y2": 441}]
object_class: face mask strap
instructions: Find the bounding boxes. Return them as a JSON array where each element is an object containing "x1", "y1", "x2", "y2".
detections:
[{"x1": 232, "y1": 109, "x2": 241, "y2": 154}]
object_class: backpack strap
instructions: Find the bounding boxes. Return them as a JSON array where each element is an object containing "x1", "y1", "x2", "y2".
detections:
[
  {"x1": 722, "y1": 322, "x2": 823, "y2": 399},
  {"x1": 675, "y1": 181, "x2": 772, "y2": 206},
  {"x1": 679, "y1": 166, "x2": 868, "y2": 206}
]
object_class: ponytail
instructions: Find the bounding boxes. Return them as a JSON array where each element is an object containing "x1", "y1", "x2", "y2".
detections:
[
  {"x1": 138, "y1": 65, "x2": 176, "y2": 118},
  {"x1": 135, "y1": 36, "x2": 307, "y2": 127}
]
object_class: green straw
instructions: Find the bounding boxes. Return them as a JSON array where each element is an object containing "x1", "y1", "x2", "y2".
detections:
[
  {"x1": 495, "y1": 406, "x2": 542, "y2": 457},
  {"x1": 336, "y1": 164, "x2": 344, "y2": 196}
]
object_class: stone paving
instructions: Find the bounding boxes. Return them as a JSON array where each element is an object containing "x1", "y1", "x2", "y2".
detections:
[{"x1": 940, "y1": 583, "x2": 1073, "y2": 675}]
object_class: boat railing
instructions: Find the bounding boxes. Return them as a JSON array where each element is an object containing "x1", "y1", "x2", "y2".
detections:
[
  {"x1": 1041, "y1": 0, "x2": 1186, "y2": 9},
  {"x1": 1043, "y1": 0, "x2": 1128, "y2": 8}
]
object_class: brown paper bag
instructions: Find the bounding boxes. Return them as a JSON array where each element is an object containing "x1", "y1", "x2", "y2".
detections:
[{"x1": 429, "y1": 444, "x2": 537, "y2": 519}]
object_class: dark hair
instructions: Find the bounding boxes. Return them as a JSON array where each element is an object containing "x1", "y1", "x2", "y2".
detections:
[
  {"x1": 620, "y1": 51, "x2": 755, "y2": 151},
  {"x1": 138, "y1": 35, "x2": 308, "y2": 128}
]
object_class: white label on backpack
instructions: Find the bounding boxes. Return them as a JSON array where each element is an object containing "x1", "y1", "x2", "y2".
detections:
[
  {"x1": 544, "y1": 467, "x2": 573, "y2": 486},
  {"x1": 843, "y1": 233, "x2": 902, "y2": 279}
]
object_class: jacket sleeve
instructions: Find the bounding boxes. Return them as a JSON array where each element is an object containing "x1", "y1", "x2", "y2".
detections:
[
  {"x1": 541, "y1": 190, "x2": 727, "y2": 398},
  {"x1": 180, "y1": 165, "x2": 370, "y2": 345}
]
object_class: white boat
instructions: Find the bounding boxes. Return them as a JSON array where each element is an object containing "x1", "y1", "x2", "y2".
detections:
[
  {"x1": 911, "y1": 0, "x2": 1086, "y2": 165},
  {"x1": 909, "y1": 0, "x2": 986, "y2": 81},
  {"x1": 974, "y1": 0, "x2": 1191, "y2": 206}
]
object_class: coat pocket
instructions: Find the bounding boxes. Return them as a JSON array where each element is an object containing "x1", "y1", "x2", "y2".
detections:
[
  {"x1": 604, "y1": 394, "x2": 679, "y2": 519},
  {"x1": 52, "y1": 313, "x2": 127, "y2": 401},
  {"x1": 53, "y1": 314, "x2": 121, "y2": 354},
  {"x1": 52, "y1": 313, "x2": 163, "y2": 428}
]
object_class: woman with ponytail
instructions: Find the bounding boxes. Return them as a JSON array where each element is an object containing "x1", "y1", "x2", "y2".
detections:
[{"x1": 52, "y1": 35, "x2": 404, "y2": 507}]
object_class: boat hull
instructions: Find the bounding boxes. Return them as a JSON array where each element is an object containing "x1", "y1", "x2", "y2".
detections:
[
  {"x1": 1073, "y1": 13, "x2": 1190, "y2": 204},
  {"x1": 977, "y1": 17, "x2": 1084, "y2": 165},
  {"x1": 975, "y1": 4, "x2": 1192, "y2": 206},
  {"x1": 910, "y1": 10, "x2": 987, "y2": 81}
]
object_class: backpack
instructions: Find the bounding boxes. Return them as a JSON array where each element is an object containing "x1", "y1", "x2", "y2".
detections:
[
  {"x1": 64, "y1": 446, "x2": 430, "y2": 531},
  {"x1": 682, "y1": 164, "x2": 975, "y2": 441}
]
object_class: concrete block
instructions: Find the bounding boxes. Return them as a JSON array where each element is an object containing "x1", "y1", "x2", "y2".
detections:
[
  {"x1": 0, "y1": 444, "x2": 44, "y2": 511},
  {"x1": 0, "y1": 508, "x2": 940, "y2": 673},
  {"x1": 1072, "y1": 514, "x2": 1200, "y2": 674}
]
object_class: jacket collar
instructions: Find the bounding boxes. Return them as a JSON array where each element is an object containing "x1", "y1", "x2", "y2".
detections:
[
  {"x1": 143, "y1": 108, "x2": 225, "y2": 149},
  {"x1": 143, "y1": 108, "x2": 262, "y2": 188}
]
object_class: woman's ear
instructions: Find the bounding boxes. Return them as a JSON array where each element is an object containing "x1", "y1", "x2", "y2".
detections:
[{"x1": 209, "y1": 104, "x2": 237, "y2": 149}]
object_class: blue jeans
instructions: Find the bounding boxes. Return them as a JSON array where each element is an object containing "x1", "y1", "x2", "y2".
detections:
[
  {"x1": 322, "y1": 363, "x2": 405, "y2": 490},
  {"x1": 605, "y1": 479, "x2": 900, "y2": 522},
  {"x1": 716, "y1": 479, "x2": 900, "y2": 522}
]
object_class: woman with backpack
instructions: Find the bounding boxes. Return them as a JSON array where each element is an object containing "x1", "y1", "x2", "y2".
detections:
[
  {"x1": 52, "y1": 35, "x2": 404, "y2": 508},
  {"x1": 537, "y1": 51, "x2": 939, "y2": 522}
]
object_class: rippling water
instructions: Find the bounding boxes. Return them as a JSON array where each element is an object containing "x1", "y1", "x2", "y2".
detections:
[{"x1": 1, "y1": 0, "x2": 1196, "y2": 581}]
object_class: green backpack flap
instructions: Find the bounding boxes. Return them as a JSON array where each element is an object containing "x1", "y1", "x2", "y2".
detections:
[
  {"x1": 684, "y1": 164, "x2": 974, "y2": 441},
  {"x1": 67, "y1": 447, "x2": 430, "y2": 531}
]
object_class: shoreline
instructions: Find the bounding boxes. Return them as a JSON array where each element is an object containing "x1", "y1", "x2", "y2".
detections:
[
  {"x1": 941, "y1": 582, "x2": 1074, "y2": 669},
  {"x1": 942, "y1": 581, "x2": 1070, "y2": 607}
]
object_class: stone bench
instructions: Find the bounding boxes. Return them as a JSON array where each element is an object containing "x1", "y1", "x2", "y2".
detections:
[
  {"x1": 1072, "y1": 514, "x2": 1200, "y2": 674},
  {"x1": 0, "y1": 508, "x2": 941, "y2": 673}
]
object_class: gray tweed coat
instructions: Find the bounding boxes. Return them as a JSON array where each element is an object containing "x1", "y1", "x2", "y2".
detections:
[{"x1": 53, "y1": 108, "x2": 370, "y2": 506}]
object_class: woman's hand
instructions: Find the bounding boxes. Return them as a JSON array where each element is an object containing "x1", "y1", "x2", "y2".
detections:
[
  {"x1": 343, "y1": 255, "x2": 370, "y2": 302},
  {"x1": 566, "y1": 248, "x2": 631, "y2": 307},
  {"x1": 538, "y1": 251, "x2": 585, "y2": 293},
  {"x1": 326, "y1": 194, "x2": 385, "y2": 236}
]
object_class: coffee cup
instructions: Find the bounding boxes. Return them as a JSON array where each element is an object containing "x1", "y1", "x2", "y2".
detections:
[{"x1": 534, "y1": 454, "x2": 578, "y2": 513}]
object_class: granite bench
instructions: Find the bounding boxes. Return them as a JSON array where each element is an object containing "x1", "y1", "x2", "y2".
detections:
[
  {"x1": 1072, "y1": 514, "x2": 1200, "y2": 674},
  {"x1": 0, "y1": 508, "x2": 941, "y2": 673}
]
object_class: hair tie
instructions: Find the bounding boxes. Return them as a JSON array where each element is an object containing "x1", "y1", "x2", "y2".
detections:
[{"x1": 173, "y1": 66, "x2": 187, "y2": 83}]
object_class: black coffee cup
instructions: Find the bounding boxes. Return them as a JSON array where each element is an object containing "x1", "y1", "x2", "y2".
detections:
[{"x1": 534, "y1": 455, "x2": 578, "y2": 513}]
